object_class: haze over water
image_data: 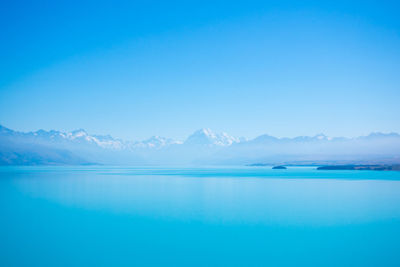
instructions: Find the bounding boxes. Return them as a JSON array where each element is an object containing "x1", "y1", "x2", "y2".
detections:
[{"x1": 1, "y1": 166, "x2": 400, "y2": 266}]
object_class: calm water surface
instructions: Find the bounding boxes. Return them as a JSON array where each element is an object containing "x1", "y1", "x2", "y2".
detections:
[{"x1": 1, "y1": 166, "x2": 400, "y2": 266}]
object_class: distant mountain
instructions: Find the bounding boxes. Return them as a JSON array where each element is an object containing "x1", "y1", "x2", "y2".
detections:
[
  {"x1": 132, "y1": 136, "x2": 182, "y2": 149},
  {"x1": 0, "y1": 126, "x2": 92, "y2": 165},
  {"x1": 0, "y1": 143, "x2": 91, "y2": 166},
  {"x1": 184, "y1": 128, "x2": 239, "y2": 146},
  {"x1": 1, "y1": 124, "x2": 400, "y2": 166}
]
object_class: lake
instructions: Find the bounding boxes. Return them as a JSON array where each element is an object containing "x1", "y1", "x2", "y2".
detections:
[{"x1": 1, "y1": 166, "x2": 400, "y2": 266}]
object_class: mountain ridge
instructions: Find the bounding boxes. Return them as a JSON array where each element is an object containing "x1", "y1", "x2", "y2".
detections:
[
  {"x1": 1, "y1": 124, "x2": 400, "y2": 165},
  {"x1": 0, "y1": 124, "x2": 400, "y2": 147}
]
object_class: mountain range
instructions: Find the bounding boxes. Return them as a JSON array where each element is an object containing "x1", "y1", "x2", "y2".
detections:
[{"x1": 1, "y1": 124, "x2": 399, "y2": 165}]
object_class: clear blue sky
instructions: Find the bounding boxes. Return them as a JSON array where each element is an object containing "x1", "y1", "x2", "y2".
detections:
[{"x1": 1, "y1": 0, "x2": 399, "y2": 140}]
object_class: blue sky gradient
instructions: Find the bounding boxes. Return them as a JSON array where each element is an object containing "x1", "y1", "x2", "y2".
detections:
[{"x1": 1, "y1": 0, "x2": 399, "y2": 140}]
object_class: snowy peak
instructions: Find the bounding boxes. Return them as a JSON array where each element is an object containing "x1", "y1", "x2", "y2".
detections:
[
  {"x1": 185, "y1": 128, "x2": 239, "y2": 146},
  {"x1": 64, "y1": 129, "x2": 124, "y2": 149},
  {"x1": 1, "y1": 124, "x2": 400, "y2": 151},
  {"x1": 314, "y1": 133, "x2": 328, "y2": 140},
  {"x1": 133, "y1": 136, "x2": 182, "y2": 149},
  {"x1": 69, "y1": 129, "x2": 88, "y2": 138},
  {"x1": 1, "y1": 124, "x2": 400, "y2": 166},
  {"x1": 20, "y1": 127, "x2": 124, "y2": 150},
  {"x1": 218, "y1": 132, "x2": 240, "y2": 145}
]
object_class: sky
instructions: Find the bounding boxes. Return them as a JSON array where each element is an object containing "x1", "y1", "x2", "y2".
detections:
[{"x1": 1, "y1": 0, "x2": 399, "y2": 141}]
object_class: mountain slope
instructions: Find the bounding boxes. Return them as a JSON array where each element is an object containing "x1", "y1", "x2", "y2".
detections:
[
  {"x1": 184, "y1": 128, "x2": 239, "y2": 146},
  {"x1": 1, "y1": 124, "x2": 399, "y2": 165}
]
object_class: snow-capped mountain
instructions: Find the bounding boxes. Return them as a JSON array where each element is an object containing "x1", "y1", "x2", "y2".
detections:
[
  {"x1": 28, "y1": 128, "x2": 126, "y2": 150},
  {"x1": 184, "y1": 128, "x2": 239, "y2": 146},
  {"x1": 1, "y1": 124, "x2": 400, "y2": 165},
  {"x1": 132, "y1": 136, "x2": 182, "y2": 149}
]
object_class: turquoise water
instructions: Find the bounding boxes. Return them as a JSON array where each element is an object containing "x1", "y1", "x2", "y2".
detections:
[{"x1": 1, "y1": 166, "x2": 400, "y2": 266}]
